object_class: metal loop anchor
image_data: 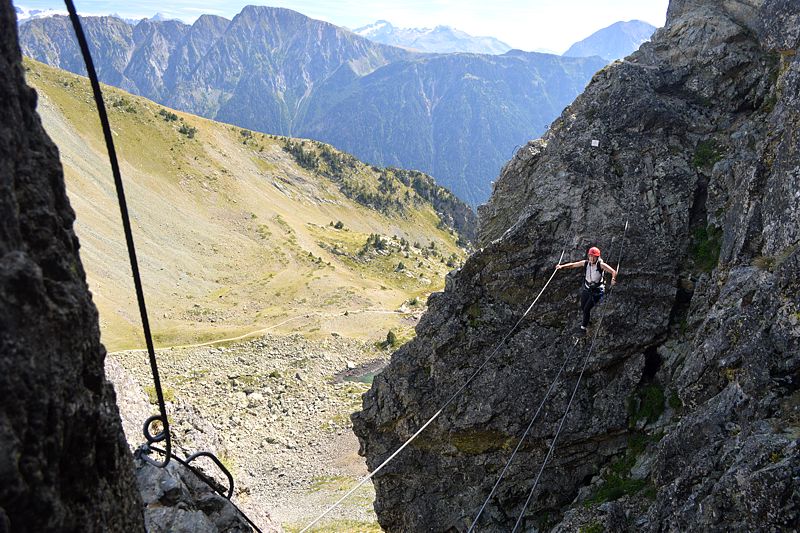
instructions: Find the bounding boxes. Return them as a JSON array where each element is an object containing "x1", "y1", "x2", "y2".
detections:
[
  {"x1": 139, "y1": 415, "x2": 170, "y2": 467},
  {"x1": 184, "y1": 451, "x2": 235, "y2": 500}
]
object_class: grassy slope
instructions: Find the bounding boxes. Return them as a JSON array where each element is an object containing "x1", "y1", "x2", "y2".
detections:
[{"x1": 25, "y1": 58, "x2": 466, "y2": 351}]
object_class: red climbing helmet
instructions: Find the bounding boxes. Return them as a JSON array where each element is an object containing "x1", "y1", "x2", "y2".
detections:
[{"x1": 588, "y1": 247, "x2": 601, "y2": 257}]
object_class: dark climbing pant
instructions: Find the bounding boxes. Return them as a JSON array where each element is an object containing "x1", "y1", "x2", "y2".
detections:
[{"x1": 580, "y1": 285, "x2": 604, "y2": 328}]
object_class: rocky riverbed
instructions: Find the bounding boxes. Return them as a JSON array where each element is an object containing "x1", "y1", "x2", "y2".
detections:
[{"x1": 109, "y1": 333, "x2": 392, "y2": 531}]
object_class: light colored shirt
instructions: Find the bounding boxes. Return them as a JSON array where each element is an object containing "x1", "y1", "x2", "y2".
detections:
[{"x1": 585, "y1": 259, "x2": 604, "y2": 286}]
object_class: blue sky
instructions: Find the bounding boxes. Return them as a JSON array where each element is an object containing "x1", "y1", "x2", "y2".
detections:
[{"x1": 16, "y1": 0, "x2": 669, "y2": 53}]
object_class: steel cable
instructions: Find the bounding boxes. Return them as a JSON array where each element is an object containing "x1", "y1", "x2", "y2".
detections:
[
  {"x1": 467, "y1": 336, "x2": 579, "y2": 531},
  {"x1": 300, "y1": 245, "x2": 568, "y2": 532},
  {"x1": 511, "y1": 220, "x2": 628, "y2": 532}
]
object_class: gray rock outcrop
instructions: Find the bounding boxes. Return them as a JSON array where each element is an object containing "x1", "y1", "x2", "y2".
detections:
[
  {"x1": 134, "y1": 456, "x2": 259, "y2": 533},
  {"x1": 354, "y1": 0, "x2": 800, "y2": 531},
  {"x1": 108, "y1": 353, "x2": 281, "y2": 532},
  {"x1": 105, "y1": 356, "x2": 154, "y2": 451},
  {"x1": 0, "y1": 1, "x2": 143, "y2": 530}
]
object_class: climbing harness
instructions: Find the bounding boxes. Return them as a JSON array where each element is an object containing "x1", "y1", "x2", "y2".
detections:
[
  {"x1": 468, "y1": 335, "x2": 580, "y2": 531},
  {"x1": 63, "y1": 3, "x2": 261, "y2": 531},
  {"x1": 511, "y1": 219, "x2": 628, "y2": 532},
  {"x1": 584, "y1": 258, "x2": 605, "y2": 289},
  {"x1": 579, "y1": 238, "x2": 615, "y2": 323},
  {"x1": 300, "y1": 244, "x2": 569, "y2": 532}
]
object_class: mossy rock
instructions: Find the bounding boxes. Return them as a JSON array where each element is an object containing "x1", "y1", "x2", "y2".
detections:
[
  {"x1": 692, "y1": 140, "x2": 724, "y2": 169},
  {"x1": 579, "y1": 521, "x2": 605, "y2": 533},
  {"x1": 449, "y1": 429, "x2": 513, "y2": 455},
  {"x1": 668, "y1": 390, "x2": 683, "y2": 410},
  {"x1": 466, "y1": 302, "x2": 482, "y2": 327},
  {"x1": 628, "y1": 384, "x2": 665, "y2": 425},
  {"x1": 410, "y1": 426, "x2": 516, "y2": 455},
  {"x1": 690, "y1": 225, "x2": 722, "y2": 273}
]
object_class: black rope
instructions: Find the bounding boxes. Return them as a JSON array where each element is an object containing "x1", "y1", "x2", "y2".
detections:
[
  {"x1": 64, "y1": 0, "x2": 172, "y2": 467},
  {"x1": 63, "y1": 0, "x2": 171, "y2": 467},
  {"x1": 63, "y1": 4, "x2": 265, "y2": 532}
]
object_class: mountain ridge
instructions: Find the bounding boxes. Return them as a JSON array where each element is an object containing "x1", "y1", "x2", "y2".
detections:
[
  {"x1": 563, "y1": 19, "x2": 656, "y2": 61},
  {"x1": 19, "y1": 6, "x2": 607, "y2": 207}
]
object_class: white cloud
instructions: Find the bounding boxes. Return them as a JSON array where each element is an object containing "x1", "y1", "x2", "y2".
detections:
[{"x1": 16, "y1": 0, "x2": 669, "y2": 52}]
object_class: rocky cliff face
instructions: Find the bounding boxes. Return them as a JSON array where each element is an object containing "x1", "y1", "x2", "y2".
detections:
[
  {"x1": 0, "y1": 2, "x2": 143, "y2": 530},
  {"x1": 21, "y1": 14, "x2": 135, "y2": 88},
  {"x1": 353, "y1": 0, "x2": 800, "y2": 531}
]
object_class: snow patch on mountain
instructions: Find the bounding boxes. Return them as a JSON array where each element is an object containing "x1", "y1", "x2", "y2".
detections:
[
  {"x1": 14, "y1": 6, "x2": 68, "y2": 23},
  {"x1": 353, "y1": 19, "x2": 511, "y2": 55}
]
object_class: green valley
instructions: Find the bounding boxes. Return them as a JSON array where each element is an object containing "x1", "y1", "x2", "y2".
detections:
[{"x1": 24, "y1": 58, "x2": 473, "y2": 352}]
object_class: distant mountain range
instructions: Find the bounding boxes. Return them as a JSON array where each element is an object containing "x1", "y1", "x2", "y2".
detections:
[
  {"x1": 19, "y1": 6, "x2": 607, "y2": 207},
  {"x1": 352, "y1": 20, "x2": 511, "y2": 55},
  {"x1": 563, "y1": 20, "x2": 656, "y2": 61},
  {"x1": 15, "y1": 5, "x2": 179, "y2": 26}
]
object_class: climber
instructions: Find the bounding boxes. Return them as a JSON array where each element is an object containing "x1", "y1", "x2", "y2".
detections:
[{"x1": 556, "y1": 247, "x2": 617, "y2": 331}]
